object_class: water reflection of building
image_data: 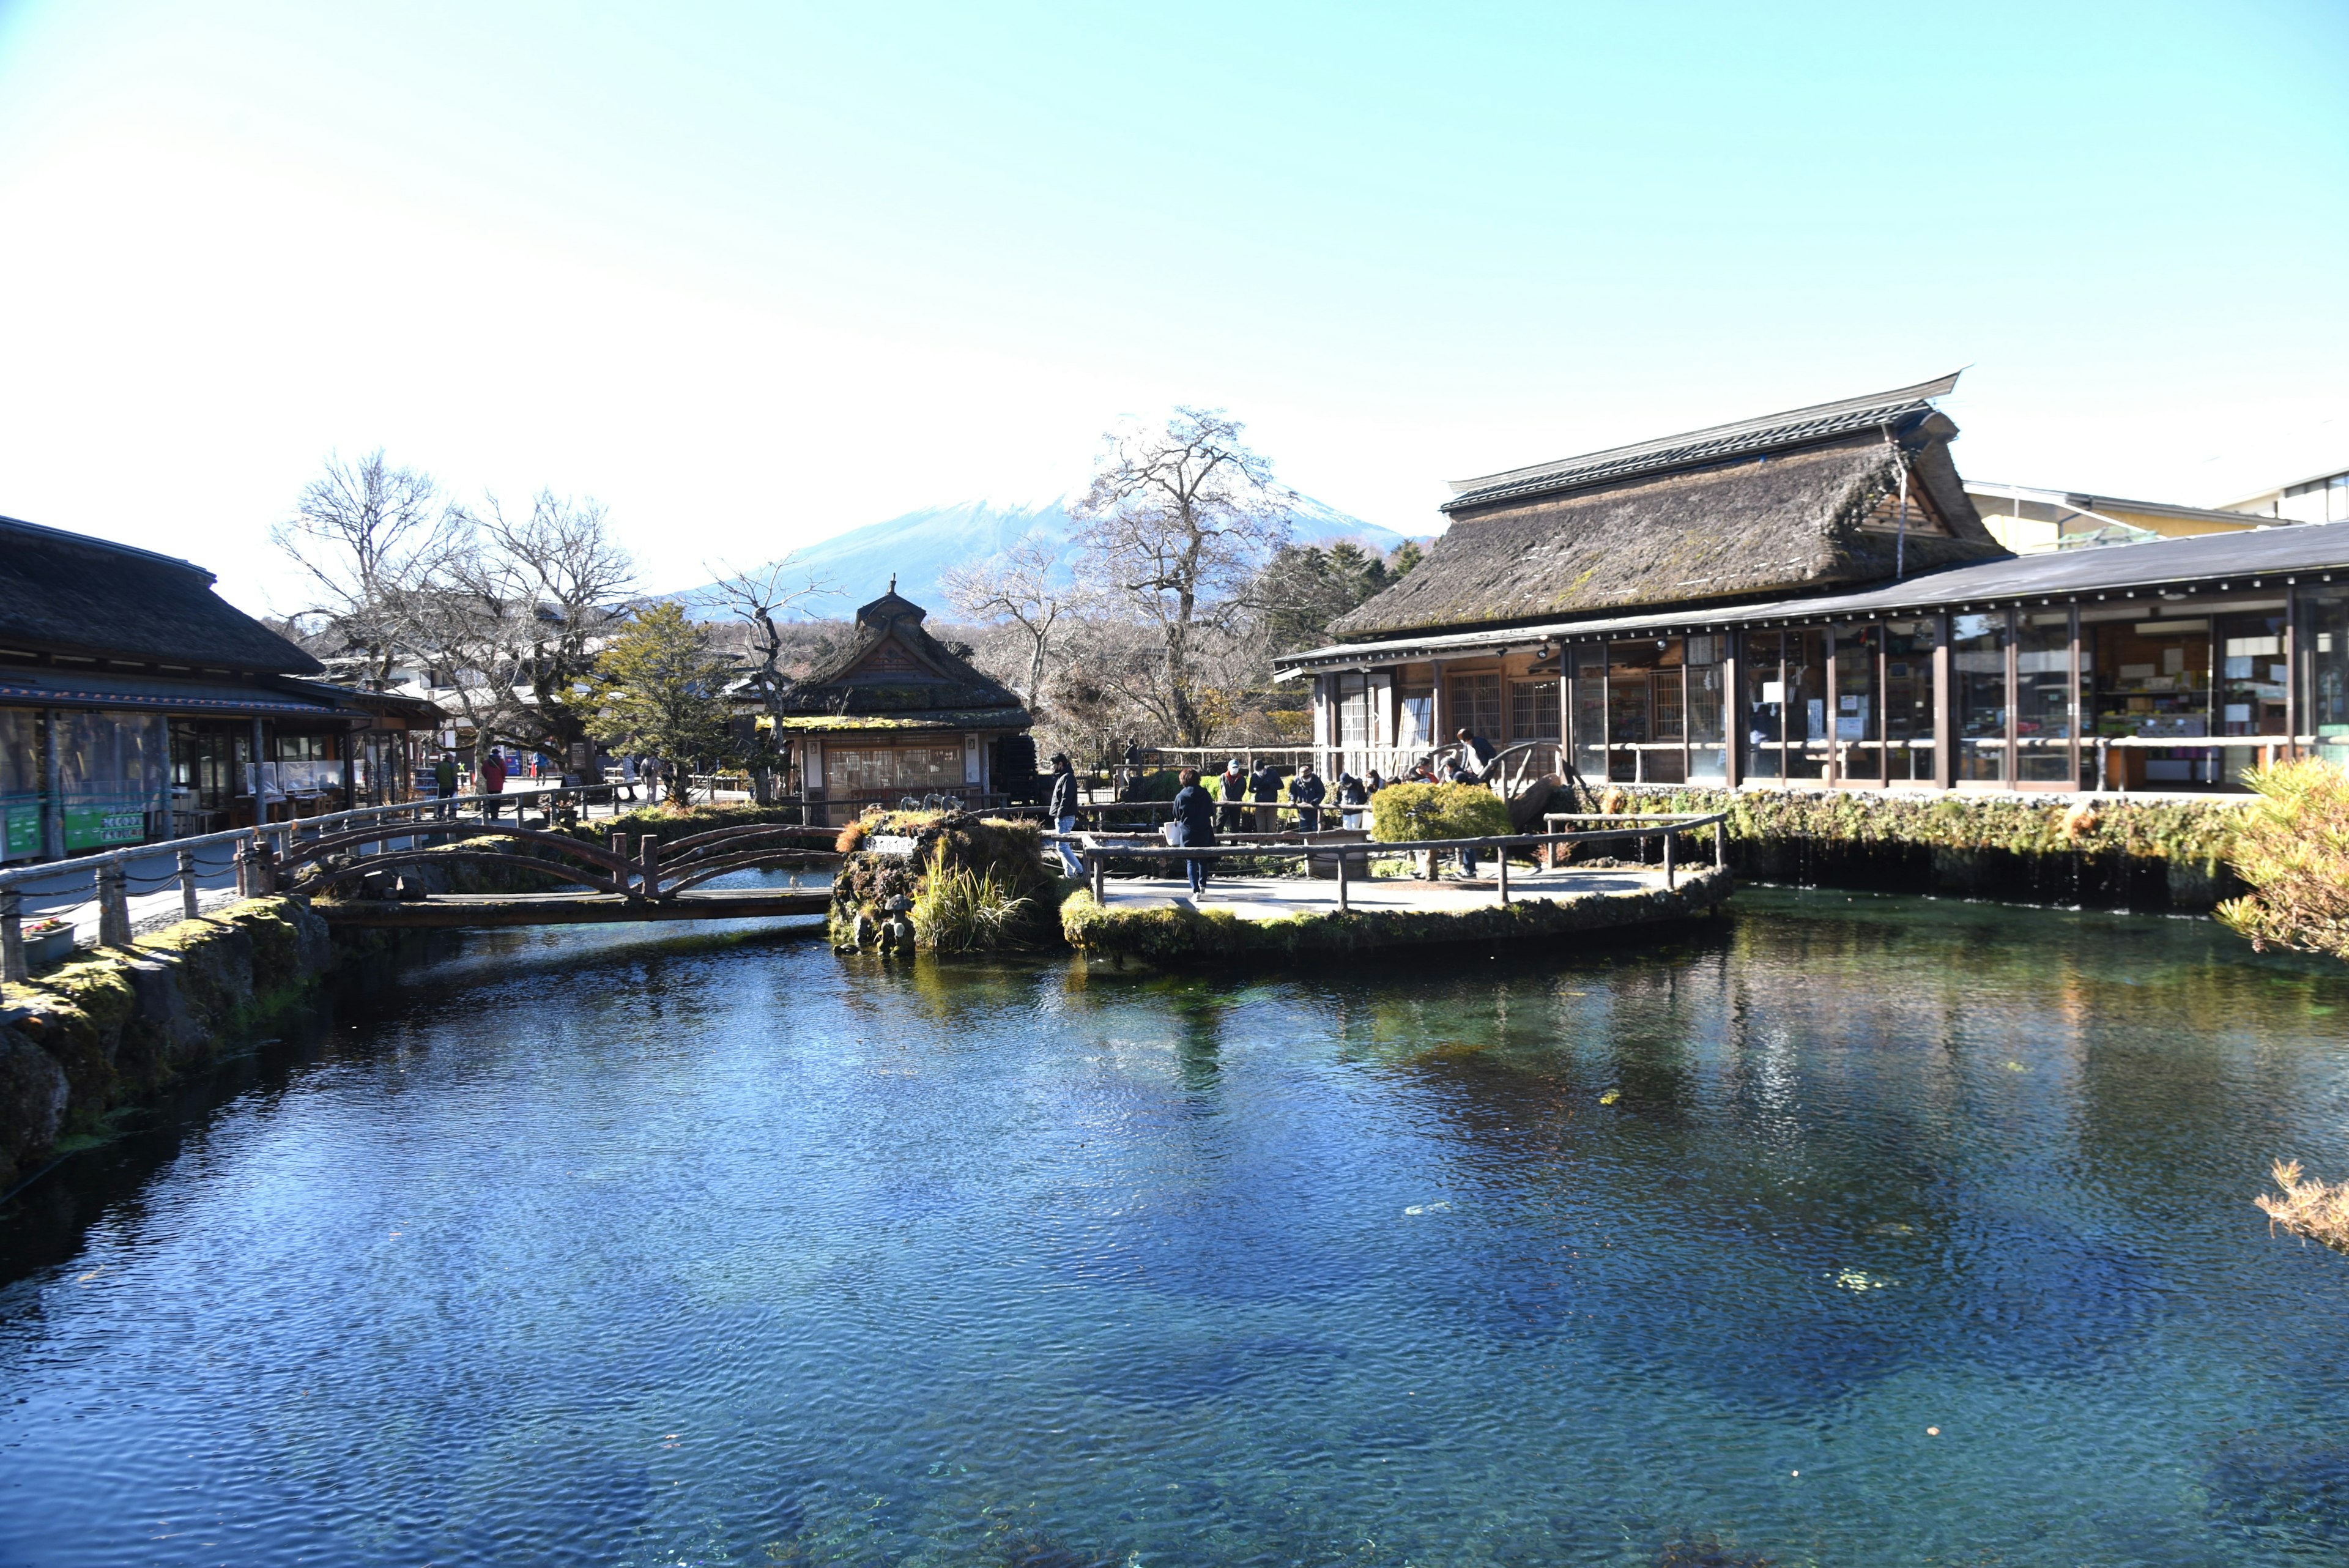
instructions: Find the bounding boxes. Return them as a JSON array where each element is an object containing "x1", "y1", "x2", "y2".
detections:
[
  {"x1": 768, "y1": 583, "x2": 1034, "y2": 827},
  {"x1": 1, "y1": 516, "x2": 442, "y2": 864},
  {"x1": 1286, "y1": 374, "x2": 2349, "y2": 792}
]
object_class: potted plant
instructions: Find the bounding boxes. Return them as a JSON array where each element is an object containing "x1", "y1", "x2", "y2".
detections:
[{"x1": 22, "y1": 916, "x2": 76, "y2": 969}]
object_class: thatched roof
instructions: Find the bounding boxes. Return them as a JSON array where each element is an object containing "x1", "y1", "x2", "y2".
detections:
[
  {"x1": 772, "y1": 583, "x2": 1029, "y2": 727},
  {"x1": 0, "y1": 515, "x2": 322, "y2": 674},
  {"x1": 1330, "y1": 385, "x2": 2005, "y2": 641}
]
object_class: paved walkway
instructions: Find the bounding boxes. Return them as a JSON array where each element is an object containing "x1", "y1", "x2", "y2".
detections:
[{"x1": 1096, "y1": 864, "x2": 1690, "y2": 919}]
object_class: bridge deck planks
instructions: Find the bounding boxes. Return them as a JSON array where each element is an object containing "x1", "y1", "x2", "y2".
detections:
[{"x1": 316, "y1": 888, "x2": 832, "y2": 928}]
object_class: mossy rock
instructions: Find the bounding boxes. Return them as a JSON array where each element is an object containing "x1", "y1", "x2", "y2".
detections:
[{"x1": 829, "y1": 809, "x2": 1064, "y2": 951}]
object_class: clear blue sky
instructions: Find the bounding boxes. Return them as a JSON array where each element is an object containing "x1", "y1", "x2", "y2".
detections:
[{"x1": 1, "y1": 0, "x2": 2343, "y2": 612}]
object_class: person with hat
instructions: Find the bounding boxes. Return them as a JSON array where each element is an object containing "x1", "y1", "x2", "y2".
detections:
[
  {"x1": 1046, "y1": 752, "x2": 1083, "y2": 877},
  {"x1": 1217, "y1": 758, "x2": 1249, "y2": 834}
]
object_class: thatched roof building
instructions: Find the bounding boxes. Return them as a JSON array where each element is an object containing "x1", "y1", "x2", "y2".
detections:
[
  {"x1": 1283, "y1": 375, "x2": 2349, "y2": 797},
  {"x1": 771, "y1": 583, "x2": 1033, "y2": 825},
  {"x1": 1330, "y1": 373, "x2": 2004, "y2": 639}
]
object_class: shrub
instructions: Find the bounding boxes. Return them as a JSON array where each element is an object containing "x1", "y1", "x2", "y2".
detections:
[
  {"x1": 2215, "y1": 758, "x2": 2349, "y2": 961},
  {"x1": 910, "y1": 855, "x2": 1034, "y2": 952},
  {"x1": 2257, "y1": 1159, "x2": 2349, "y2": 1254},
  {"x1": 1369, "y1": 781, "x2": 1510, "y2": 842}
]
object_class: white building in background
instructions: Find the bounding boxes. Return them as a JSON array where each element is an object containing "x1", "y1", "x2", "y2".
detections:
[{"x1": 2226, "y1": 466, "x2": 2349, "y2": 526}]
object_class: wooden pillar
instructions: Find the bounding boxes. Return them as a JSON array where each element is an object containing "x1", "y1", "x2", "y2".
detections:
[
  {"x1": 1429, "y1": 660, "x2": 1447, "y2": 760},
  {"x1": 1, "y1": 890, "x2": 23, "y2": 983},
  {"x1": 40, "y1": 709, "x2": 64, "y2": 860},
  {"x1": 1722, "y1": 632, "x2": 1743, "y2": 789},
  {"x1": 2004, "y1": 606, "x2": 2020, "y2": 786},
  {"x1": 2068, "y1": 603, "x2": 2084, "y2": 788},
  {"x1": 2285, "y1": 581, "x2": 2301, "y2": 757},
  {"x1": 1932, "y1": 613, "x2": 1955, "y2": 789},
  {"x1": 1824, "y1": 626, "x2": 1840, "y2": 786}
]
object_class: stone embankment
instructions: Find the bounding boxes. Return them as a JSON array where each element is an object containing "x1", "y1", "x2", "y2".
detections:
[
  {"x1": 1062, "y1": 864, "x2": 1732, "y2": 964},
  {"x1": 1, "y1": 897, "x2": 332, "y2": 1191}
]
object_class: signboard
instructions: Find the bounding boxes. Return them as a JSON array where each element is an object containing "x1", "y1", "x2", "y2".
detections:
[
  {"x1": 866, "y1": 834, "x2": 918, "y2": 858},
  {"x1": 1, "y1": 798, "x2": 40, "y2": 860},
  {"x1": 64, "y1": 804, "x2": 147, "y2": 851}
]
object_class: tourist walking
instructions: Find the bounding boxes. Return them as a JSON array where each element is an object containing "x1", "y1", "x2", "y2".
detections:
[
  {"x1": 1289, "y1": 762, "x2": 1326, "y2": 833},
  {"x1": 644, "y1": 755, "x2": 663, "y2": 804},
  {"x1": 1337, "y1": 770, "x2": 1368, "y2": 831},
  {"x1": 1249, "y1": 759, "x2": 1282, "y2": 833},
  {"x1": 1047, "y1": 751, "x2": 1083, "y2": 878},
  {"x1": 1218, "y1": 759, "x2": 1249, "y2": 833},
  {"x1": 433, "y1": 751, "x2": 459, "y2": 819},
  {"x1": 1170, "y1": 767, "x2": 1217, "y2": 897},
  {"x1": 1365, "y1": 768, "x2": 1386, "y2": 795},
  {"x1": 1444, "y1": 755, "x2": 1483, "y2": 877},
  {"x1": 619, "y1": 754, "x2": 639, "y2": 802}
]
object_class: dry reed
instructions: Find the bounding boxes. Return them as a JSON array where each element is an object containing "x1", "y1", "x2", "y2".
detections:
[{"x1": 2255, "y1": 1160, "x2": 2349, "y2": 1254}]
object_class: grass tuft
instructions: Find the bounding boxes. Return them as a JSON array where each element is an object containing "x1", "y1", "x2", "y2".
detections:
[{"x1": 2257, "y1": 1159, "x2": 2349, "y2": 1254}]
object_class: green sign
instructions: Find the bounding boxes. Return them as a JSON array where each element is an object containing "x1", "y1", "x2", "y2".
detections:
[
  {"x1": 64, "y1": 804, "x2": 147, "y2": 851},
  {"x1": 2, "y1": 801, "x2": 39, "y2": 859}
]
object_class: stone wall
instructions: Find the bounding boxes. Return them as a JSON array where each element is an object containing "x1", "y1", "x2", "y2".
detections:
[{"x1": 0, "y1": 897, "x2": 332, "y2": 1191}]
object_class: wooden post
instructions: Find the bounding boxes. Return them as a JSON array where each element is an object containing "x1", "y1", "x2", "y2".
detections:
[
  {"x1": 1714, "y1": 818, "x2": 1726, "y2": 868},
  {"x1": 1497, "y1": 846, "x2": 1510, "y2": 905},
  {"x1": 1090, "y1": 850, "x2": 1105, "y2": 906},
  {"x1": 1663, "y1": 827, "x2": 1675, "y2": 890},
  {"x1": 1, "y1": 890, "x2": 23, "y2": 983},
  {"x1": 639, "y1": 835, "x2": 660, "y2": 899},
  {"x1": 1335, "y1": 842, "x2": 1349, "y2": 913},
  {"x1": 609, "y1": 830, "x2": 631, "y2": 894},
  {"x1": 98, "y1": 863, "x2": 132, "y2": 947},
  {"x1": 1932, "y1": 612, "x2": 1956, "y2": 790},
  {"x1": 2286, "y1": 580, "x2": 2301, "y2": 757},
  {"x1": 177, "y1": 849, "x2": 199, "y2": 921}
]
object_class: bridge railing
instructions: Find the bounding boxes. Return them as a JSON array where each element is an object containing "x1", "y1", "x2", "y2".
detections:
[{"x1": 1065, "y1": 811, "x2": 1728, "y2": 915}]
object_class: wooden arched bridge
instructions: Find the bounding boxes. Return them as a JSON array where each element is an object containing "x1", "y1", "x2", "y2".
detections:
[{"x1": 268, "y1": 822, "x2": 841, "y2": 929}]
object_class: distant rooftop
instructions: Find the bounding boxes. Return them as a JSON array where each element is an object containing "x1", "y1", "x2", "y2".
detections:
[{"x1": 1442, "y1": 372, "x2": 1962, "y2": 514}]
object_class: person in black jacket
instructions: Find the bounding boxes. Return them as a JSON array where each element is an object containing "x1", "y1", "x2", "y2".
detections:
[
  {"x1": 1047, "y1": 752, "x2": 1083, "y2": 877},
  {"x1": 1217, "y1": 759, "x2": 1249, "y2": 833},
  {"x1": 1249, "y1": 760, "x2": 1283, "y2": 833},
  {"x1": 1288, "y1": 762, "x2": 1326, "y2": 833},
  {"x1": 1170, "y1": 767, "x2": 1217, "y2": 896}
]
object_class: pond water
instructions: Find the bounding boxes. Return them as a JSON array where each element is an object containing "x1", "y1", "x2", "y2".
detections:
[{"x1": 4, "y1": 890, "x2": 2349, "y2": 1567}]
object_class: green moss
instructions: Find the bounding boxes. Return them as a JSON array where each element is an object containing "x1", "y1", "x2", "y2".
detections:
[
  {"x1": 1595, "y1": 786, "x2": 2247, "y2": 868},
  {"x1": 829, "y1": 809, "x2": 1063, "y2": 950}
]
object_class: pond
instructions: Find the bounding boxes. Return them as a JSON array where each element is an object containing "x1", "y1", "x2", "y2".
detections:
[{"x1": 4, "y1": 890, "x2": 2348, "y2": 1566}]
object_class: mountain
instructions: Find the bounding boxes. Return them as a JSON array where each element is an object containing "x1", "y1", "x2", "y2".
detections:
[{"x1": 663, "y1": 492, "x2": 1426, "y2": 621}]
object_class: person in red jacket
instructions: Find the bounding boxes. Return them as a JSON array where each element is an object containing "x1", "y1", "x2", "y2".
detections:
[{"x1": 480, "y1": 751, "x2": 508, "y2": 820}]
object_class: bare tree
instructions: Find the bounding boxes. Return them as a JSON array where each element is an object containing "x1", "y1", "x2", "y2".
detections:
[
  {"x1": 702, "y1": 555, "x2": 836, "y2": 801},
  {"x1": 1072, "y1": 407, "x2": 1293, "y2": 745},
  {"x1": 439, "y1": 490, "x2": 637, "y2": 762},
  {"x1": 271, "y1": 449, "x2": 469, "y2": 686},
  {"x1": 940, "y1": 530, "x2": 1073, "y2": 708}
]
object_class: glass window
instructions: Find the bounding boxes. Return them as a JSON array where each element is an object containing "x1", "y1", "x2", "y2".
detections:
[
  {"x1": 896, "y1": 745, "x2": 965, "y2": 790},
  {"x1": 1398, "y1": 688, "x2": 1433, "y2": 756},
  {"x1": 2092, "y1": 616, "x2": 2211, "y2": 787},
  {"x1": 1951, "y1": 612, "x2": 2009, "y2": 781},
  {"x1": 1783, "y1": 631, "x2": 1828, "y2": 780},
  {"x1": 1570, "y1": 647, "x2": 1605, "y2": 782},
  {"x1": 1607, "y1": 639, "x2": 1684, "y2": 784},
  {"x1": 58, "y1": 712, "x2": 167, "y2": 848},
  {"x1": 825, "y1": 746, "x2": 896, "y2": 795},
  {"x1": 1687, "y1": 636, "x2": 1726, "y2": 783},
  {"x1": 1, "y1": 708, "x2": 40, "y2": 860},
  {"x1": 2016, "y1": 612, "x2": 2075, "y2": 783},
  {"x1": 1883, "y1": 620, "x2": 1936, "y2": 781},
  {"x1": 1832, "y1": 626, "x2": 1881, "y2": 784},
  {"x1": 2309, "y1": 593, "x2": 2349, "y2": 768},
  {"x1": 2217, "y1": 612, "x2": 2288, "y2": 738},
  {"x1": 1741, "y1": 631, "x2": 1784, "y2": 781},
  {"x1": 1447, "y1": 672, "x2": 1502, "y2": 743},
  {"x1": 1509, "y1": 679, "x2": 1559, "y2": 743}
]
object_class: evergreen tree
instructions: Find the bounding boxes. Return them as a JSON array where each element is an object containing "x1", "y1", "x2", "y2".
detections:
[{"x1": 585, "y1": 602, "x2": 737, "y2": 805}]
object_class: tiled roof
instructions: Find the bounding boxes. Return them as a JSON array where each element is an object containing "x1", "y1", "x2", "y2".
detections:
[{"x1": 1441, "y1": 372, "x2": 1963, "y2": 513}]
